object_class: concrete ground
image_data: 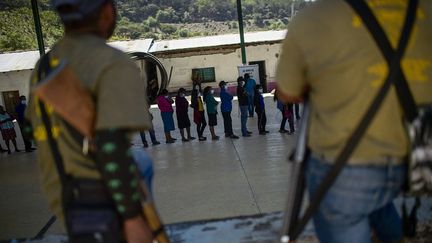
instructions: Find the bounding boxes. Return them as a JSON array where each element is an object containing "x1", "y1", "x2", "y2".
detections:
[
  {"x1": 1, "y1": 96, "x2": 431, "y2": 242},
  {"x1": 0, "y1": 96, "x2": 298, "y2": 240}
]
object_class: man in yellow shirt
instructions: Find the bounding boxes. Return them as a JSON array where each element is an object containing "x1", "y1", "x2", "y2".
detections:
[{"x1": 276, "y1": 1, "x2": 431, "y2": 242}]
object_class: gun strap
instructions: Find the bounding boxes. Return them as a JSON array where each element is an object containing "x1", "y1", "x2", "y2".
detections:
[
  {"x1": 37, "y1": 52, "x2": 70, "y2": 189},
  {"x1": 346, "y1": 0, "x2": 419, "y2": 121},
  {"x1": 289, "y1": 0, "x2": 418, "y2": 239}
]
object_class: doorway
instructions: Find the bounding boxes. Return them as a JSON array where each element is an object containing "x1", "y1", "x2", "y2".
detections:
[
  {"x1": 2, "y1": 91, "x2": 20, "y2": 118},
  {"x1": 249, "y1": 61, "x2": 267, "y2": 92}
]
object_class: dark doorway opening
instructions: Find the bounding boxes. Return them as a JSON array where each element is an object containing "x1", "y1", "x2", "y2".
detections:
[
  {"x1": 249, "y1": 61, "x2": 267, "y2": 92},
  {"x1": 2, "y1": 91, "x2": 20, "y2": 118}
]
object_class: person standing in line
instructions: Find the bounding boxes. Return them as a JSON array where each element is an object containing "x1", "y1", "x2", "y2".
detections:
[
  {"x1": 275, "y1": 95, "x2": 289, "y2": 133},
  {"x1": 285, "y1": 103, "x2": 295, "y2": 135},
  {"x1": 175, "y1": 88, "x2": 196, "y2": 142},
  {"x1": 0, "y1": 105, "x2": 20, "y2": 154},
  {"x1": 219, "y1": 81, "x2": 239, "y2": 139},
  {"x1": 140, "y1": 100, "x2": 160, "y2": 148},
  {"x1": 294, "y1": 103, "x2": 301, "y2": 120},
  {"x1": 156, "y1": 89, "x2": 176, "y2": 144},
  {"x1": 15, "y1": 96, "x2": 35, "y2": 152},
  {"x1": 254, "y1": 84, "x2": 268, "y2": 135},
  {"x1": 191, "y1": 84, "x2": 207, "y2": 141},
  {"x1": 276, "y1": 1, "x2": 432, "y2": 242},
  {"x1": 203, "y1": 86, "x2": 220, "y2": 140},
  {"x1": 244, "y1": 73, "x2": 256, "y2": 117},
  {"x1": 139, "y1": 122, "x2": 160, "y2": 148},
  {"x1": 237, "y1": 77, "x2": 251, "y2": 137},
  {"x1": 0, "y1": 143, "x2": 7, "y2": 153}
]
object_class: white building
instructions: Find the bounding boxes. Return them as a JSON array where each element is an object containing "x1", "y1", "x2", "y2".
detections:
[{"x1": 0, "y1": 30, "x2": 286, "y2": 115}]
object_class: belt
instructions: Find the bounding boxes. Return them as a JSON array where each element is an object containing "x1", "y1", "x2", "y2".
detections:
[{"x1": 311, "y1": 152, "x2": 405, "y2": 165}]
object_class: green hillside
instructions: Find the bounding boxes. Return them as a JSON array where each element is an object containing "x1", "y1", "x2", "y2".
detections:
[{"x1": 0, "y1": 0, "x2": 311, "y2": 52}]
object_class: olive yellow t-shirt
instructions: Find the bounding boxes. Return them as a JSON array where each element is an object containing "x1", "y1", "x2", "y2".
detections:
[
  {"x1": 26, "y1": 33, "x2": 152, "y2": 221},
  {"x1": 276, "y1": 0, "x2": 432, "y2": 165}
]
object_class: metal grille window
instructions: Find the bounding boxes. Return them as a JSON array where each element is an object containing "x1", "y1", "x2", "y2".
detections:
[{"x1": 192, "y1": 67, "x2": 216, "y2": 83}]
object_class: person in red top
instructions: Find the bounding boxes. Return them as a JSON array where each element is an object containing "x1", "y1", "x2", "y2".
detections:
[{"x1": 156, "y1": 89, "x2": 176, "y2": 143}]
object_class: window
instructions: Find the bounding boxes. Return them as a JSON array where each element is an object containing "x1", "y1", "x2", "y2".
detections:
[{"x1": 192, "y1": 67, "x2": 216, "y2": 83}]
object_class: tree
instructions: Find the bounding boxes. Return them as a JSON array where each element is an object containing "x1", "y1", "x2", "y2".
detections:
[{"x1": 156, "y1": 7, "x2": 178, "y2": 23}]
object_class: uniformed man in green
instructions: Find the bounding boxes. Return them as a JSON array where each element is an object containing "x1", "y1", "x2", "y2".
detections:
[{"x1": 26, "y1": 0, "x2": 154, "y2": 242}]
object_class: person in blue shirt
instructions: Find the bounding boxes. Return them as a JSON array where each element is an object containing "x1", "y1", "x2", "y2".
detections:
[
  {"x1": 244, "y1": 73, "x2": 256, "y2": 117},
  {"x1": 219, "y1": 81, "x2": 239, "y2": 139},
  {"x1": 15, "y1": 96, "x2": 34, "y2": 152},
  {"x1": 253, "y1": 85, "x2": 268, "y2": 135}
]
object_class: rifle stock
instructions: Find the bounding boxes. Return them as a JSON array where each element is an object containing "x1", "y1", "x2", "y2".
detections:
[
  {"x1": 33, "y1": 61, "x2": 95, "y2": 138},
  {"x1": 139, "y1": 181, "x2": 170, "y2": 243}
]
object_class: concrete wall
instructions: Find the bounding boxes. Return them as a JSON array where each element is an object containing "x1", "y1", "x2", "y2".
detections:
[
  {"x1": 0, "y1": 70, "x2": 32, "y2": 106},
  {"x1": 157, "y1": 43, "x2": 282, "y2": 91},
  {"x1": 0, "y1": 42, "x2": 283, "y2": 99}
]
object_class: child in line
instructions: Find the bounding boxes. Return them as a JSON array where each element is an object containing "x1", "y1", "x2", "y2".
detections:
[
  {"x1": 275, "y1": 94, "x2": 295, "y2": 134},
  {"x1": 254, "y1": 84, "x2": 268, "y2": 135},
  {"x1": 175, "y1": 88, "x2": 196, "y2": 142},
  {"x1": 191, "y1": 84, "x2": 207, "y2": 141},
  {"x1": 203, "y1": 86, "x2": 220, "y2": 140},
  {"x1": 156, "y1": 89, "x2": 176, "y2": 143}
]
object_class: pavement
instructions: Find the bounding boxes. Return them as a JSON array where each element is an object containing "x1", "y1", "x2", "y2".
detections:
[{"x1": 0, "y1": 96, "x2": 431, "y2": 242}]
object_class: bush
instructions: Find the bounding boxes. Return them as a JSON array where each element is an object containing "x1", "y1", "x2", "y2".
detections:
[
  {"x1": 160, "y1": 24, "x2": 177, "y2": 34},
  {"x1": 177, "y1": 28, "x2": 189, "y2": 38},
  {"x1": 145, "y1": 16, "x2": 158, "y2": 28}
]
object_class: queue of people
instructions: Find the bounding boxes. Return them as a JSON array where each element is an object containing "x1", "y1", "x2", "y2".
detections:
[
  {"x1": 0, "y1": 96, "x2": 36, "y2": 155},
  {"x1": 146, "y1": 74, "x2": 300, "y2": 147}
]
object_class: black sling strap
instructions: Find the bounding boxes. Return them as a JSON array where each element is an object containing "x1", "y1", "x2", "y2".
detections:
[
  {"x1": 37, "y1": 53, "x2": 70, "y2": 189},
  {"x1": 287, "y1": 0, "x2": 418, "y2": 240},
  {"x1": 345, "y1": 0, "x2": 419, "y2": 121}
]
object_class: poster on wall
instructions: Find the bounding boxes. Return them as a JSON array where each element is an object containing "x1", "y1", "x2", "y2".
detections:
[{"x1": 237, "y1": 64, "x2": 260, "y2": 84}]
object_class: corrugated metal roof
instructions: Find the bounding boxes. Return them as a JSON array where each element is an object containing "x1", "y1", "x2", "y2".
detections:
[
  {"x1": 149, "y1": 30, "x2": 286, "y2": 53},
  {"x1": 0, "y1": 39, "x2": 154, "y2": 73},
  {"x1": 109, "y1": 38, "x2": 154, "y2": 53},
  {"x1": 0, "y1": 31, "x2": 286, "y2": 73},
  {"x1": 0, "y1": 51, "x2": 41, "y2": 73}
]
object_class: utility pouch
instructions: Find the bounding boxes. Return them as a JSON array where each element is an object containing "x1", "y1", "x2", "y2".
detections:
[{"x1": 64, "y1": 179, "x2": 121, "y2": 243}]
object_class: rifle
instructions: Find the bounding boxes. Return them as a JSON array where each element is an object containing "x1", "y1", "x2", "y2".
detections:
[
  {"x1": 33, "y1": 61, "x2": 170, "y2": 243},
  {"x1": 280, "y1": 101, "x2": 310, "y2": 243}
]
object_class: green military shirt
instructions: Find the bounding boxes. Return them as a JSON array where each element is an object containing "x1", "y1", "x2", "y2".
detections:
[
  {"x1": 276, "y1": 0, "x2": 432, "y2": 165},
  {"x1": 26, "y1": 33, "x2": 152, "y2": 221}
]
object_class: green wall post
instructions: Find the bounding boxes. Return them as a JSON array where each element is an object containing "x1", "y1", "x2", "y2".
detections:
[
  {"x1": 236, "y1": 0, "x2": 247, "y2": 64},
  {"x1": 31, "y1": 0, "x2": 45, "y2": 56}
]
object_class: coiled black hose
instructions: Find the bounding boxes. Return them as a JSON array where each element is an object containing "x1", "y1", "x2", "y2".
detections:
[{"x1": 129, "y1": 52, "x2": 169, "y2": 103}]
